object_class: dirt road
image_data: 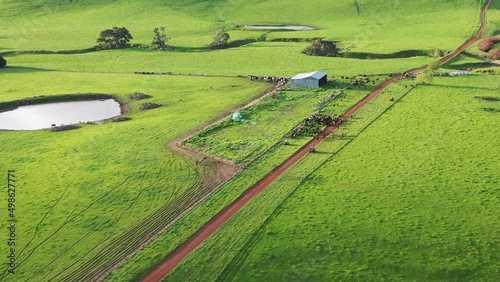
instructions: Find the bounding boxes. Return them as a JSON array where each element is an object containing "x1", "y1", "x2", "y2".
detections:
[{"x1": 141, "y1": 1, "x2": 492, "y2": 281}]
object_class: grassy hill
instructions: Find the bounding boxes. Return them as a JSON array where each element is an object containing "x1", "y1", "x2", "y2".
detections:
[
  {"x1": 0, "y1": 0, "x2": 483, "y2": 52},
  {"x1": 0, "y1": 0, "x2": 497, "y2": 281}
]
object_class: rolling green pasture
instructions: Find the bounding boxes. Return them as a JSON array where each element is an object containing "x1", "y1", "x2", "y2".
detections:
[
  {"x1": 165, "y1": 75, "x2": 499, "y2": 281},
  {"x1": 0, "y1": 0, "x2": 496, "y2": 281},
  {"x1": 486, "y1": 0, "x2": 500, "y2": 35},
  {"x1": 0, "y1": 71, "x2": 269, "y2": 281},
  {"x1": 5, "y1": 48, "x2": 429, "y2": 77},
  {"x1": 0, "y1": 0, "x2": 482, "y2": 53},
  {"x1": 107, "y1": 79, "x2": 383, "y2": 282}
]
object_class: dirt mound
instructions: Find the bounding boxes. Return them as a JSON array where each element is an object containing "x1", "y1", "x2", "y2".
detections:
[
  {"x1": 128, "y1": 92, "x2": 152, "y2": 100},
  {"x1": 489, "y1": 49, "x2": 500, "y2": 60},
  {"x1": 112, "y1": 116, "x2": 132, "y2": 122},
  {"x1": 478, "y1": 37, "x2": 500, "y2": 52},
  {"x1": 48, "y1": 124, "x2": 80, "y2": 132}
]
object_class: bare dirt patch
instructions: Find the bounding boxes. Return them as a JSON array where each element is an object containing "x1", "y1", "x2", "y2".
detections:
[
  {"x1": 128, "y1": 92, "x2": 152, "y2": 100},
  {"x1": 139, "y1": 102, "x2": 161, "y2": 110}
]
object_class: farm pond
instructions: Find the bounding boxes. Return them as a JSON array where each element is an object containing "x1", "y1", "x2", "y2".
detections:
[{"x1": 0, "y1": 99, "x2": 121, "y2": 130}]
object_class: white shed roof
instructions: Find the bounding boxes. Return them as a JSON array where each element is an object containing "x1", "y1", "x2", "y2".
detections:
[{"x1": 291, "y1": 70, "x2": 327, "y2": 80}]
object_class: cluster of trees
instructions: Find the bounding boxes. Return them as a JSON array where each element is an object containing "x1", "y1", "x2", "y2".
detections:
[
  {"x1": 96, "y1": 26, "x2": 230, "y2": 51},
  {"x1": 416, "y1": 59, "x2": 440, "y2": 84},
  {"x1": 151, "y1": 27, "x2": 170, "y2": 50},
  {"x1": 210, "y1": 29, "x2": 230, "y2": 49},
  {"x1": 96, "y1": 27, "x2": 133, "y2": 50},
  {"x1": 303, "y1": 39, "x2": 339, "y2": 57},
  {"x1": 0, "y1": 56, "x2": 6, "y2": 68}
]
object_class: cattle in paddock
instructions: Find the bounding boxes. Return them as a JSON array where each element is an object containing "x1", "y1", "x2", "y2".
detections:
[{"x1": 248, "y1": 75, "x2": 290, "y2": 84}]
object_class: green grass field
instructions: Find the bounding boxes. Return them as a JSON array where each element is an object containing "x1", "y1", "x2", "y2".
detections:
[
  {"x1": 1, "y1": 0, "x2": 498, "y2": 281},
  {"x1": 0, "y1": 72, "x2": 269, "y2": 281},
  {"x1": 0, "y1": 0, "x2": 483, "y2": 53},
  {"x1": 165, "y1": 75, "x2": 499, "y2": 281},
  {"x1": 107, "y1": 81, "x2": 388, "y2": 282}
]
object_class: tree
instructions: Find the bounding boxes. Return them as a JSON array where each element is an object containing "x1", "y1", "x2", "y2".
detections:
[
  {"x1": 210, "y1": 29, "x2": 230, "y2": 49},
  {"x1": 151, "y1": 27, "x2": 169, "y2": 50},
  {"x1": 0, "y1": 56, "x2": 6, "y2": 68},
  {"x1": 303, "y1": 39, "x2": 339, "y2": 57},
  {"x1": 416, "y1": 72, "x2": 433, "y2": 84},
  {"x1": 96, "y1": 27, "x2": 133, "y2": 50},
  {"x1": 427, "y1": 59, "x2": 440, "y2": 72}
]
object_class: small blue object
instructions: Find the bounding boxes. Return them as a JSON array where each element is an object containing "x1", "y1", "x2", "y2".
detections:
[{"x1": 232, "y1": 112, "x2": 243, "y2": 121}]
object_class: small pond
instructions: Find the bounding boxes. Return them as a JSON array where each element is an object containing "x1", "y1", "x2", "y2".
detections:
[
  {"x1": 240, "y1": 25, "x2": 315, "y2": 31},
  {"x1": 0, "y1": 99, "x2": 121, "y2": 130}
]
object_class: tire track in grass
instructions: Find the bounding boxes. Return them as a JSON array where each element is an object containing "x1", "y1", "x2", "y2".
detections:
[
  {"x1": 13, "y1": 176, "x2": 131, "y2": 280},
  {"x1": 16, "y1": 186, "x2": 69, "y2": 260},
  {"x1": 51, "y1": 83, "x2": 272, "y2": 281},
  {"x1": 29, "y1": 229, "x2": 94, "y2": 282},
  {"x1": 215, "y1": 172, "x2": 306, "y2": 282},
  {"x1": 0, "y1": 185, "x2": 71, "y2": 280},
  {"x1": 49, "y1": 83, "x2": 282, "y2": 281},
  {"x1": 141, "y1": 1, "x2": 492, "y2": 280}
]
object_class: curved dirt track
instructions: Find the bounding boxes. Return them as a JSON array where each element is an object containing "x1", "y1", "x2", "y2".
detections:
[
  {"x1": 53, "y1": 83, "x2": 280, "y2": 281},
  {"x1": 141, "y1": 1, "x2": 492, "y2": 281}
]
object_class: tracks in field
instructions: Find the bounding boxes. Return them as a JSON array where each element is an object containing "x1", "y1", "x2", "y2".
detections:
[
  {"x1": 43, "y1": 82, "x2": 281, "y2": 282},
  {"x1": 54, "y1": 157, "x2": 237, "y2": 282},
  {"x1": 140, "y1": 0, "x2": 493, "y2": 281}
]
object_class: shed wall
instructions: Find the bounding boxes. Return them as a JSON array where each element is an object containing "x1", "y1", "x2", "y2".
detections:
[
  {"x1": 319, "y1": 75, "x2": 327, "y2": 86},
  {"x1": 290, "y1": 78, "x2": 319, "y2": 88}
]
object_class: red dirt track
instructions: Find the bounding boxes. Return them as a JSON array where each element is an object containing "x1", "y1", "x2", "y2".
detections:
[{"x1": 141, "y1": 1, "x2": 491, "y2": 281}]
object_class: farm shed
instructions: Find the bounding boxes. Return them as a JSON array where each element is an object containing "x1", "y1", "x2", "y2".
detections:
[{"x1": 290, "y1": 71, "x2": 327, "y2": 88}]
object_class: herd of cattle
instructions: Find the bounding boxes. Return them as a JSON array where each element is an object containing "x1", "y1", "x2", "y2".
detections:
[
  {"x1": 248, "y1": 75, "x2": 290, "y2": 84},
  {"x1": 286, "y1": 114, "x2": 335, "y2": 138}
]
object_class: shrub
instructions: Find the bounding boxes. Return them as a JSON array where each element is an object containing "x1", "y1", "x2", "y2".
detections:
[
  {"x1": 128, "y1": 92, "x2": 152, "y2": 100},
  {"x1": 49, "y1": 124, "x2": 80, "y2": 132},
  {"x1": 416, "y1": 72, "x2": 433, "y2": 84},
  {"x1": 151, "y1": 27, "x2": 172, "y2": 50},
  {"x1": 112, "y1": 116, "x2": 132, "y2": 122},
  {"x1": 0, "y1": 56, "x2": 6, "y2": 68},
  {"x1": 303, "y1": 39, "x2": 339, "y2": 57},
  {"x1": 139, "y1": 102, "x2": 161, "y2": 110},
  {"x1": 96, "y1": 27, "x2": 133, "y2": 50},
  {"x1": 210, "y1": 29, "x2": 230, "y2": 49},
  {"x1": 427, "y1": 59, "x2": 440, "y2": 72}
]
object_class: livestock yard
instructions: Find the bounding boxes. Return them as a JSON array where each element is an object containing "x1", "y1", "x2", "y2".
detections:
[{"x1": 0, "y1": 0, "x2": 498, "y2": 281}]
